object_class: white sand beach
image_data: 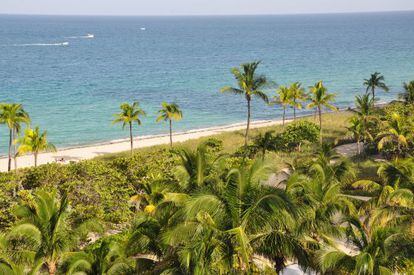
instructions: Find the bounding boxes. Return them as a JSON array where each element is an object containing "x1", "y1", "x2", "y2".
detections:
[{"x1": 0, "y1": 119, "x2": 288, "y2": 172}]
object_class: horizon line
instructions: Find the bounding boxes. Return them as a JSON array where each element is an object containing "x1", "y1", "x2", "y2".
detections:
[{"x1": 1, "y1": 9, "x2": 413, "y2": 17}]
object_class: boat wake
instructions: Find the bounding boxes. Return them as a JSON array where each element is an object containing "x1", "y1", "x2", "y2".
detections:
[
  {"x1": 65, "y1": 34, "x2": 94, "y2": 39},
  {"x1": 10, "y1": 42, "x2": 69, "y2": 47}
]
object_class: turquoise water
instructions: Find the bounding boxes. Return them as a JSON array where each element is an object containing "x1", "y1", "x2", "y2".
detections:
[{"x1": 1, "y1": 12, "x2": 414, "y2": 153}]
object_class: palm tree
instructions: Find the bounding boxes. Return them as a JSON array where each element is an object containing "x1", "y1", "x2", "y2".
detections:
[
  {"x1": 287, "y1": 166, "x2": 355, "y2": 240},
  {"x1": 363, "y1": 72, "x2": 389, "y2": 106},
  {"x1": 164, "y1": 160, "x2": 295, "y2": 272},
  {"x1": 347, "y1": 117, "x2": 364, "y2": 155},
  {"x1": 272, "y1": 85, "x2": 291, "y2": 127},
  {"x1": 318, "y1": 216, "x2": 413, "y2": 274},
  {"x1": 0, "y1": 103, "x2": 30, "y2": 171},
  {"x1": 126, "y1": 212, "x2": 174, "y2": 273},
  {"x1": 377, "y1": 113, "x2": 412, "y2": 157},
  {"x1": 377, "y1": 158, "x2": 414, "y2": 191},
  {"x1": 62, "y1": 239, "x2": 133, "y2": 275},
  {"x1": 0, "y1": 234, "x2": 26, "y2": 275},
  {"x1": 156, "y1": 102, "x2": 183, "y2": 147},
  {"x1": 173, "y1": 141, "x2": 222, "y2": 192},
  {"x1": 113, "y1": 101, "x2": 146, "y2": 155},
  {"x1": 16, "y1": 126, "x2": 56, "y2": 167},
  {"x1": 352, "y1": 176, "x2": 414, "y2": 229},
  {"x1": 221, "y1": 61, "x2": 269, "y2": 145},
  {"x1": 7, "y1": 191, "x2": 92, "y2": 275},
  {"x1": 252, "y1": 130, "x2": 277, "y2": 160},
  {"x1": 352, "y1": 94, "x2": 377, "y2": 143},
  {"x1": 399, "y1": 80, "x2": 414, "y2": 104},
  {"x1": 307, "y1": 81, "x2": 337, "y2": 142},
  {"x1": 289, "y1": 82, "x2": 306, "y2": 120}
]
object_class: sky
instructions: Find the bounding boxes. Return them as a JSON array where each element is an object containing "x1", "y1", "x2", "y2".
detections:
[{"x1": 1, "y1": 0, "x2": 414, "y2": 16}]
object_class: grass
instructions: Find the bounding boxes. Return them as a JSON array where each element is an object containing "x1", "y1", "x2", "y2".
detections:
[{"x1": 95, "y1": 111, "x2": 353, "y2": 165}]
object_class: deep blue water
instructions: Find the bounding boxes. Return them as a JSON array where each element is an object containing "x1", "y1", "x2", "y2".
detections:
[{"x1": 1, "y1": 12, "x2": 414, "y2": 154}]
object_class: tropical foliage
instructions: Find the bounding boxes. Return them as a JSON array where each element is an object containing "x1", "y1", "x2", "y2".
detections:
[{"x1": 0, "y1": 68, "x2": 413, "y2": 274}]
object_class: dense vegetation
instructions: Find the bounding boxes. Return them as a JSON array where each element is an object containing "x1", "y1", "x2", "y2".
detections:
[{"x1": 0, "y1": 64, "x2": 413, "y2": 274}]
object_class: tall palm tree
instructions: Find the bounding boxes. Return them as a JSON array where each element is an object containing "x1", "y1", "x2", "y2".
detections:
[
  {"x1": 113, "y1": 101, "x2": 146, "y2": 155},
  {"x1": 17, "y1": 126, "x2": 56, "y2": 167},
  {"x1": 399, "y1": 80, "x2": 414, "y2": 104},
  {"x1": 307, "y1": 81, "x2": 337, "y2": 142},
  {"x1": 272, "y1": 85, "x2": 291, "y2": 127},
  {"x1": 289, "y1": 82, "x2": 306, "y2": 120},
  {"x1": 156, "y1": 102, "x2": 183, "y2": 147},
  {"x1": 0, "y1": 103, "x2": 30, "y2": 171},
  {"x1": 7, "y1": 191, "x2": 88, "y2": 275},
  {"x1": 363, "y1": 72, "x2": 389, "y2": 106},
  {"x1": 221, "y1": 61, "x2": 269, "y2": 145}
]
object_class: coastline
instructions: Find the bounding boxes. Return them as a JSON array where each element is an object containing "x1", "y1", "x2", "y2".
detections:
[
  {"x1": 0, "y1": 117, "x2": 291, "y2": 172},
  {"x1": 0, "y1": 102, "x2": 389, "y2": 172}
]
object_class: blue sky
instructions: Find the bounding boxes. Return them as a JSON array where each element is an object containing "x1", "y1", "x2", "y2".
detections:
[{"x1": 1, "y1": 0, "x2": 414, "y2": 15}]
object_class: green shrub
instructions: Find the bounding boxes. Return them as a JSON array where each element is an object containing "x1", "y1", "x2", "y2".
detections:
[{"x1": 277, "y1": 121, "x2": 320, "y2": 151}]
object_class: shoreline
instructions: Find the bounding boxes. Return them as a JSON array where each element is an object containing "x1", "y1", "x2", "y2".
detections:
[
  {"x1": 1, "y1": 101, "x2": 389, "y2": 172},
  {"x1": 0, "y1": 116, "x2": 293, "y2": 172}
]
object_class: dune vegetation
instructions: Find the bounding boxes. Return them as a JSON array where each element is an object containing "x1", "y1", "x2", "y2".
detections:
[{"x1": 0, "y1": 63, "x2": 413, "y2": 274}]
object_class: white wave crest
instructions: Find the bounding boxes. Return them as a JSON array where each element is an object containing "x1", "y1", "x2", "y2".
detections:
[{"x1": 12, "y1": 42, "x2": 69, "y2": 47}]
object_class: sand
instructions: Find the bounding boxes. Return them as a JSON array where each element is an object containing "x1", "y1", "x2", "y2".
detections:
[{"x1": 0, "y1": 119, "x2": 288, "y2": 172}]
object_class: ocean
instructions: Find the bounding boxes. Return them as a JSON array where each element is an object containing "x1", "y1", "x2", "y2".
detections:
[{"x1": 1, "y1": 12, "x2": 413, "y2": 154}]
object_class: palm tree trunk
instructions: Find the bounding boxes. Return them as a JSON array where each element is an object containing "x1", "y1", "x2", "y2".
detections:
[
  {"x1": 13, "y1": 129, "x2": 17, "y2": 171},
  {"x1": 8, "y1": 128, "x2": 12, "y2": 171},
  {"x1": 245, "y1": 99, "x2": 251, "y2": 146},
  {"x1": 293, "y1": 99, "x2": 296, "y2": 120},
  {"x1": 282, "y1": 106, "x2": 286, "y2": 127},
  {"x1": 129, "y1": 122, "x2": 133, "y2": 155},
  {"x1": 47, "y1": 261, "x2": 57, "y2": 275},
  {"x1": 34, "y1": 152, "x2": 38, "y2": 167},
  {"x1": 169, "y1": 119, "x2": 173, "y2": 147},
  {"x1": 274, "y1": 256, "x2": 286, "y2": 274},
  {"x1": 357, "y1": 139, "x2": 361, "y2": 155},
  {"x1": 372, "y1": 87, "x2": 375, "y2": 107},
  {"x1": 318, "y1": 106, "x2": 322, "y2": 143}
]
